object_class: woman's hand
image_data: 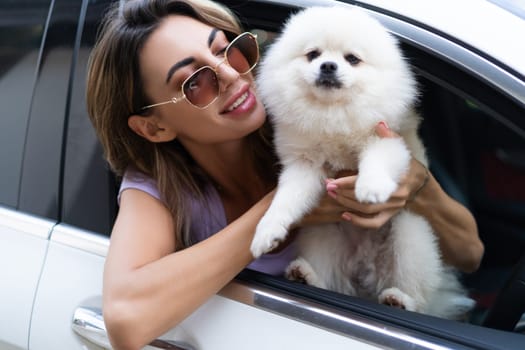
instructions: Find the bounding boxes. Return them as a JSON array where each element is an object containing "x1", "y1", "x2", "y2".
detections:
[
  {"x1": 301, "y1": 122, "x2": 429, "y2": 229},
  {"x1": 324, "y1": 163, "x2": 426, "y2": 229},
  {"x1": 327, "y1": 122, "x2": 430, "y2": 229}
]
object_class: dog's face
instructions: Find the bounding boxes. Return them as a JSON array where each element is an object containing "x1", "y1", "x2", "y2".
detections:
[
  {"x1": 297, "y1": 39, "x2": 366, "y2": 102},
  {"x1": 257, "y1": 6, "x2": 417, "y2": 121}
]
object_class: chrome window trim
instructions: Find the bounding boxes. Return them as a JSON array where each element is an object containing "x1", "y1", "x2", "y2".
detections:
[
  {"x1": 219, "y1": 281, "x2": 468, "y2": 350},
  {"x1": 0, "y1": 205, "x2": 54, "y2": 239}
]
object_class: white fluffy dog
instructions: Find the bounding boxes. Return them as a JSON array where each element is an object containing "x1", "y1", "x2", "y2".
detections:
[{"x1": 250, "y1": 6, "x2": 474, "y2": 319}]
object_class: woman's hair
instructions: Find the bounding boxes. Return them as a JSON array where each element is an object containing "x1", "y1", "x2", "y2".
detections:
[{"x1": 87, "y1": 0, "x2": 277, "y2": 248}]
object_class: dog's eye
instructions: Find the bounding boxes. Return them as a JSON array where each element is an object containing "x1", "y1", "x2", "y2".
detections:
[
  {"x1": 305, "y1": 49, "x2": 321, "y2": 62},
  {"x1": 345, "y1": 54, "x2": 361, "y2": 66}
]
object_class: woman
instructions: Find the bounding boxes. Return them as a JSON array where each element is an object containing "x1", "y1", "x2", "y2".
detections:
[{"x1": 86, "y1": 0, "x2": 483, "y2": 348}]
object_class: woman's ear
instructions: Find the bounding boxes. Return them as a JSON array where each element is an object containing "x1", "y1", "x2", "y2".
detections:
[{"x1": 128, "y1": 114, "x2": 177, "y2": 142}]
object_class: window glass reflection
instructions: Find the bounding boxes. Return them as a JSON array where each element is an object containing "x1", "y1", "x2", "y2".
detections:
[{"x1": 0, "y1": 0, "x2": 51, "y2": 207}]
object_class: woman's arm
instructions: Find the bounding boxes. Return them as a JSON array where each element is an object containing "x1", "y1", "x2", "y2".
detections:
[
  {"x1": 405, "y1": 167, "x2": 484, "y2": 272},
  {"x1": 103, "y1": 189, "x2": 273, "y2": 350}
]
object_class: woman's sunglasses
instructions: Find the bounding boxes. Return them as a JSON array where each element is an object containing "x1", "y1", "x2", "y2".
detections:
[{"x1": 141, "y1": 32, "x2": 259, "y2": 110}]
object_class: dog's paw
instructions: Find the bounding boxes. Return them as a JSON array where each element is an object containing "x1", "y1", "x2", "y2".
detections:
[
  {"x1": 378, "y1": 287, "x2": 417, "y2": 311},
  {"x1": 250, "y1": 221, "x2": 288, "y2": 258},
  {"x1": 355, "y1": 175, "x2": 397, "y2": 203},
  {"x1": 285, "y1": 258, "x2": 323, "y2": 288}
]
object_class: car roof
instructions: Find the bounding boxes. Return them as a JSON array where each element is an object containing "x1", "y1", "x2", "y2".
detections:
[{"x1": 270, "y1": 0, "x2": 525, "y2": 77}]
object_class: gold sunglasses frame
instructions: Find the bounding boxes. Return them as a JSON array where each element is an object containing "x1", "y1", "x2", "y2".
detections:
[{"x1": 141, "y1": 32, "x2": 259, "y2": 111}]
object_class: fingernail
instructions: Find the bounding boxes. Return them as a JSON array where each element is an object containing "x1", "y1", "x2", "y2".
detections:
[
  {"x1": 379, "y1": 121, "x2": 390, "y2": 129},
  {"x1": 326, "y1": 183, "x2": 338, "y2": 191},
  {"x1": 342, "y1": 212, "x2": 352, "y2": 221}
]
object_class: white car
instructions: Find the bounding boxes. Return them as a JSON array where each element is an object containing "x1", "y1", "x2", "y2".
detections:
[{"x1": 1, "y1": 0, "x2": 524, "y2": 349}]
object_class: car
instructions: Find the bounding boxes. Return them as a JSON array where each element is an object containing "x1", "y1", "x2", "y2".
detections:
[{"x1": 1, "y1": 0, "x2": 524, "y2": 349}]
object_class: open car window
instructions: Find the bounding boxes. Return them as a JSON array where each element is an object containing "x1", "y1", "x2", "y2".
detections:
[{"x1": 232, "y1": 0, "x2": 525, "y2": 340}]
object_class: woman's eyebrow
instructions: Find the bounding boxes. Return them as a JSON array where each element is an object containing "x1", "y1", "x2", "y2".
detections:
[
  {"x1": 165, "y1": 57, "x2": 194, "y2": 84},
  {"x1": 165, "y1": 28, "x2": 220, "y2": 84},
  {"x1": 207, "y1": 28, "x2": 219, "y2": 47}
]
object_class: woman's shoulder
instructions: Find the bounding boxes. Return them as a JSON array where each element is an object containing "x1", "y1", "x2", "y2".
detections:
[{"x1": 118, "y1": 167, "x2": 161, "y2": 203}]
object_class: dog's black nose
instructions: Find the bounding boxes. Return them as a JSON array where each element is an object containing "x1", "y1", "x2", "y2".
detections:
[
  {"x1": 316, "y1": 61, "x2": 342, "y2": 89},
  {"x1": 320, "y1": 61, "x2": 338, "y2": 74}
]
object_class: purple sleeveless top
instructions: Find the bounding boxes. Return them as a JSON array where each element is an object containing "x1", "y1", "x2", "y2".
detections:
[{"x1": 119, "y1": 169, "x2": 296, "y2": 276}]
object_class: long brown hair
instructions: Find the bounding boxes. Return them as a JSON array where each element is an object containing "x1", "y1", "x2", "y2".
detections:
[{"x1": 86, "y1": 0, "x2": 277, "y2": 248}]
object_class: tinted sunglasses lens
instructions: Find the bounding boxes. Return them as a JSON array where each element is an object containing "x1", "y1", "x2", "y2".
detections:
[
  {"x1": 227, "y1": 34, "x2": 258, "y2": 74},
  {"x1": 183, "y1": 67, "x2": 219, "y2": 107}
]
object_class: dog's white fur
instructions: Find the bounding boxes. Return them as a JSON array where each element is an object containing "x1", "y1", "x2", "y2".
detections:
[{"x1": 250, "y1": 6, "x2": 474, "y2": 319}]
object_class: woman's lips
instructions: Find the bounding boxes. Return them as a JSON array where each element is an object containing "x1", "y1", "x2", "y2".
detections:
[
  {"x1": 225, "y1": 91, "x2": 249, "y2": 112},
  {"x1": 221, "y1": 88, "x2": 257, "y2": 115}
]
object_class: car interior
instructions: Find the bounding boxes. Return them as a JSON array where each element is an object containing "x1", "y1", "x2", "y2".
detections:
[{"x1": 57, "y1": 0, "x2": 525, "y2": 339}]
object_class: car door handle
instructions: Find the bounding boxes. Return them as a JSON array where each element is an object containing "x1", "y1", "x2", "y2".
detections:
[{"x1": 72, "y1": 306, "x2": 195, "y2": 350}]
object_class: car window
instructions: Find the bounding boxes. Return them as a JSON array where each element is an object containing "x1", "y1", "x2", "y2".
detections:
[
  {"x1": 0, "y1": 0, "x2": 50, "y2": 208},
  {"x1": 62, "y1": 0, "x2": 118, "y2": 235},
  {"x1": 13, "y1": 0, "x2": 83, "y2": 220},
  {"x1": 415, "y1": 71, "x2": 525, "y2": 327},
  {"x1": 403, "y1": 40, "x2": 525, "y2": 275}
]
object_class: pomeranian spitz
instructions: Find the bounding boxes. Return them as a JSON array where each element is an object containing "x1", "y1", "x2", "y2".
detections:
[{"x1": 250, "y1": 6, "x2": 474, "y2": 319}]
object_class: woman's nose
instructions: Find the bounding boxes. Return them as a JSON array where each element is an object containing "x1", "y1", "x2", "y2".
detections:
[{"x1": 214, "y1": 59, "x2": 240, "y2": 91}]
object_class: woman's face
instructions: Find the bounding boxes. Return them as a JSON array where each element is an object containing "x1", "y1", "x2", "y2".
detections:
[{"x1": 138, "y1": 15, "x2": 266, "y2": 147}]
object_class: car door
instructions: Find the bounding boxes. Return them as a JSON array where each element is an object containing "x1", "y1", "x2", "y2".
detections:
[
  {"x1": 0, "y1": 0, "x2": 106, "y2": 349},
  {"x1": 22, "y1": 0, "x2": 525, "y2": 349}
]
